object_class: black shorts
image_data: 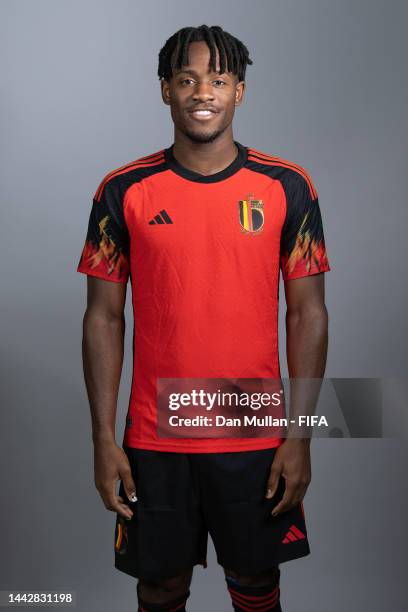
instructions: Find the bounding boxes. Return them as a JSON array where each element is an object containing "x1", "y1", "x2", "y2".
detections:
[{"x1": 114, "y1": 446, "x2": 310, "y2": 581}]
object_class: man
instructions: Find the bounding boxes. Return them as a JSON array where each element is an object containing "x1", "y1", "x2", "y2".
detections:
[{"x1": 77, "y1": 24, "x2": 330, "y2": 612}]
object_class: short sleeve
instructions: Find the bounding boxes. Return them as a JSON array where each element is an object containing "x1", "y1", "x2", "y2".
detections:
[
  {"x1": 77, "y1": 177, "x2": 130, "y2": 284},
  {"x1": 280, "y1": 173, "x2": 330, "y2": 280}
]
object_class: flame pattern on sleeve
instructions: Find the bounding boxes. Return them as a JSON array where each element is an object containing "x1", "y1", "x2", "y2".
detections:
[
  {"x1": 280, "y1": 184, "x2": 330, "y2": 280},
  {"x1": 77, "y1": 184, "x2": 130, "y2": 283}
]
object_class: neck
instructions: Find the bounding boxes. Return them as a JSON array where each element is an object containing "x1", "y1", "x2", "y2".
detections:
[{"x1": 172, "y1": 130, "x2": 238, "y2": 176}]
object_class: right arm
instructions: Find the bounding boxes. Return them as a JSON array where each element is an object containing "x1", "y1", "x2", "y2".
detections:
[{"x1": 81, "y1": 275, "x2": 136, "y2": 520}]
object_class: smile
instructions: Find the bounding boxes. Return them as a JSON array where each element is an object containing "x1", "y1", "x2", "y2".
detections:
[{"x1": 188, "y1": 110, "x2": 218, "y2": 120}]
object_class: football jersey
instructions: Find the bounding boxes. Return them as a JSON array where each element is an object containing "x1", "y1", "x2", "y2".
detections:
[{"x1": 77, "y1": 141, "x2": 330, "y2": 452}]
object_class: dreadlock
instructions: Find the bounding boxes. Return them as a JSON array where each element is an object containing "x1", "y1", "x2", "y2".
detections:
[{"x1": 158, "y1": 25, "x2": 253, "y2": 82}]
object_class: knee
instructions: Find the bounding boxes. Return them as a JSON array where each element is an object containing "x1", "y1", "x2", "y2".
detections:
[
  {"x1": 139, "y1": 570, "x2": 192, "y2": 602},
  {"x1": 223, "y1": 566, "x2": 280, "y2": 587}
]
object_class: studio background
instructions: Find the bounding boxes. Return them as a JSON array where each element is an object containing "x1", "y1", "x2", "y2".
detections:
[{"x1": 1, "y1": 0, "x2": 407, "y2": 610}]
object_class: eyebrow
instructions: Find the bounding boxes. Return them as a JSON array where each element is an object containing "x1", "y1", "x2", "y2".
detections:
[{"x1": 175, "y1": 68, "x2": 229, "y2": 78}]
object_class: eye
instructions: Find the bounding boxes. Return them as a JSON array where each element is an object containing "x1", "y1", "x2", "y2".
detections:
[
  {"x1": 180, "y1": 78, "x2": 194, "y2": 85},
  {"x1": 213, "y1": 79, "x2": 227, "y2": 86}
]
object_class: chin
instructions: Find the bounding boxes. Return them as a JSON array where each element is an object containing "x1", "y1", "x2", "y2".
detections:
[{"x1": 182, "y1": 126, "x2": 226, "y2": 144}]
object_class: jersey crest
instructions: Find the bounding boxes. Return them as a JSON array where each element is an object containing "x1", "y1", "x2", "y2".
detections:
[{"x1": 238, "y1": 195, "x2": 264, "y2": 234}]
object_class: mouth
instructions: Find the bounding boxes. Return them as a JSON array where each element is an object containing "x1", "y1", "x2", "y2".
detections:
[{"x1": 188, "y1": 109, "x2": 218, "y2": 121}]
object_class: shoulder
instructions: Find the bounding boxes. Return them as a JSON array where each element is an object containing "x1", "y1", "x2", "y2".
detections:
[
  {"x1": 245, "y1": 145, "x2": 317, "y2": 200},
  {"x1": 94, "y1": 148, "x2": 167, "y2": 202}
]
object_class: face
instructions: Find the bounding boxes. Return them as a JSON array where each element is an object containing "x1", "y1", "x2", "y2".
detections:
[{"x1": 161, "y1": 41, "x2": 245, "y2": 144}]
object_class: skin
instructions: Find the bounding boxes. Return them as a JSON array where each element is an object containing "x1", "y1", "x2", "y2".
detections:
[
  {"x1": 265, "y1": 274, "x2": 328, "y2": 516},
  {"x1": 160, "y1": 40, "x2": 245, "y2": 175},
  {"x1": 81, "y1": 39, "x2": 329, "y2": 605}
]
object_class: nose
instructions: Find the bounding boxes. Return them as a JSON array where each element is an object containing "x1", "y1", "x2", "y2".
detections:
[{"x1": 192, "y1": 82, "x2": 215, "y2": 101}]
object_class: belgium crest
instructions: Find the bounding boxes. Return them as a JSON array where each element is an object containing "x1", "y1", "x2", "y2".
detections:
[{"x1": 238, "y1": 194, "x2": 264, "y2": 234}]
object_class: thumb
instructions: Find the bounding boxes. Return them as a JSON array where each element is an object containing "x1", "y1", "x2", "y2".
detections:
[
  {"x1": 121, "y1": 469, "x2": 137, "y2": 503},
  {"x1": 265, "y1": 462, "x2": 281, "y2": 499}
]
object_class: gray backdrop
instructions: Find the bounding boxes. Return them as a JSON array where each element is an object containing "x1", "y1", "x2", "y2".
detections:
[{"x1": 1, "y1": 0, "x2": 407, "y2": 610}]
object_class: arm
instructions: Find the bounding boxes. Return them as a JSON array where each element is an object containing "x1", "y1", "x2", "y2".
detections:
[
  {"x1": 266, "y1": 273, "x2": 329, "y2": 514},
  {"x1": 82, "y1": 275, "x2": 136, "y2": 519}
]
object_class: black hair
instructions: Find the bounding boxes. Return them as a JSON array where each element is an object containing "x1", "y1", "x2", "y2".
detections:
[{"x1": 158, "y1": 25, "x2": 253, "y2": 82}]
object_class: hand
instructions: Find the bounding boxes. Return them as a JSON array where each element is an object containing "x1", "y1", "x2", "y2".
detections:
[
  {"x1": 265, "y1": 439, "x2": 311, "y2": 516},
  {"x1": 93, "y1": 441, "x2": 137, "y2": 520}
]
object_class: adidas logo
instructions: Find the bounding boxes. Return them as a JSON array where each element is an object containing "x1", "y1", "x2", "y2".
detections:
[
  {"x1": 282, "y1": 524, "x2": 306, "y2": 544},
  {"x1": 148, "y1": 209, "x2": 173, "y2": 225}
]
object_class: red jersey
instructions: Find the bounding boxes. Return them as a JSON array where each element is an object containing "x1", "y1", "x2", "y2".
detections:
[{"x1": 77, "y1": 141, "x2": 330, "y2": 452}]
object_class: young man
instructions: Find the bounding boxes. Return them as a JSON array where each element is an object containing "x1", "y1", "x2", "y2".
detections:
[{"x1": 77, "y1": 25, "x2": 330, "y2": 612}]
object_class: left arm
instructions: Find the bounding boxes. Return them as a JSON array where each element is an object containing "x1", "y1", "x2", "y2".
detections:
[{"x1": 266, "y1": 273, "x2": 328, "y2": 515}]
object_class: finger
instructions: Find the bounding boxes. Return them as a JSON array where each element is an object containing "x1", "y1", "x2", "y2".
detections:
[
  {"x1": 287, "y1": 478, "x2": 309, "y2": 507},
  {"x1": 271, "y1": 481, "x2": 297, "y2": 515},
  {"x1": 100, "y1": 481, "x2": 134, "y2": 518},
  {"x1": 117, "y1": 493, "x2": 138, "y2": 511},
  {"x1": 272, "y1": 479, "x2": 306, "y2": 515},
  {"x1": 265, "y1": 463, "x2": 281, "y2": 499},
  {"x1": 117, "y1": 501, "x2": 134, "y2": 520},
  {"x1": 293, "y1": 484, "x2": 309, "y2": 507},
  {"x1": 103, "y1": 493, "x2": 134, "y2": 520},
  {"x1": 121, "y1": 468, "x2": 137, "y2": 503}
]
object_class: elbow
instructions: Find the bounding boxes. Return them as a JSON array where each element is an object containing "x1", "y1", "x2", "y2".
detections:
[
  {"x1": 286, "y1": 303, "x2": 328, "y2": 334},
  {"x1": 82, "y1": 307, "x2": 126, "y2": 330}
]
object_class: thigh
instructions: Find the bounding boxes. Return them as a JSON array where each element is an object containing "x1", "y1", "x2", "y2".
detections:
[
  {"x1": 114, "y1": 447, "x2": 208, "y2": 581},
  {"x1": 195, "y1": 448, "x2": 310, "y2": 574}
]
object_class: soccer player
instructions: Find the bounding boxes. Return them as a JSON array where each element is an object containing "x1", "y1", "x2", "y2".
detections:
[{"x1": 77, "y1": 25, "x2": 330, "y2": 612}]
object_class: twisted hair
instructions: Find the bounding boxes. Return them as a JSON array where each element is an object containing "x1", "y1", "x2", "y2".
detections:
[{"x1": 158, "y1": 25, "x2": 253, "y2": 82}]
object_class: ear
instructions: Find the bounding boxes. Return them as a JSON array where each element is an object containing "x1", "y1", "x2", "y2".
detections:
[
  {"x1": 161, "y1": 79, "x2": 171, "y2": 105},
  {"x1": 234, "y1": 80, "x2": 245, "y2": 107}
]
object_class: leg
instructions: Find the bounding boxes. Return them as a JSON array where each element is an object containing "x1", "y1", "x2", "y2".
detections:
[
  {"x1": 195, "y1": 448, "x2": 310, "y2": 610},
  {"x1": 223, "y1": 566, "x2": 282, "y2": 611},
  {"x1": 223, "y1": 566, "x2": 279, "y2": 586},
  {"x1": 137, "y1": 568, "x2": 193, "y2": 611},
  {"x1": 114, "y1": 449, "x2": 207, "y2": 609}
]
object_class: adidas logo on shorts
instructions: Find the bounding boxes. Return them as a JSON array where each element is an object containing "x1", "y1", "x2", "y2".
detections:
[{"x1": 282, "y1": 524, "x2": 306, "y2": 544}]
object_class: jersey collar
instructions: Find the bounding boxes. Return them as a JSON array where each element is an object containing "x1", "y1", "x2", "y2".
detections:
[{"x1": 164, "y1": 140, "x2": 247, "y2": 183}]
